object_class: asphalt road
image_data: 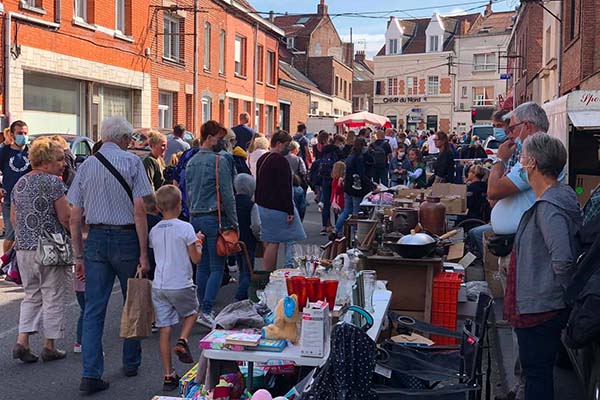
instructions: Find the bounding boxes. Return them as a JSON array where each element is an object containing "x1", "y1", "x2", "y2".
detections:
[
  {"x1": 0, "y1": 192, "x2": 586, "y2": 399},
  {"x1": 0, "y1": 194, "x2": 326, "y2": 400}
]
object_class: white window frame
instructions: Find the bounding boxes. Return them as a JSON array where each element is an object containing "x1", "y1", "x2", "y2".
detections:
[
  {"x1": 427, "y1": 76, "x2": 439, "y2": 95},
  {"x1": 201, "y1": 96, "x2": 212, "y2": 123},
  {"x1": 219, "y1": 30, "x2": 226, "y2": 75},
  {"x1": 472, "y1": 86, "x2": 495, "y2": 106},
  {"x1": 387, "y1": 77, "x2": 398, "y2": 96},
  {"x1": 234, "y1": 36, "x2": 245, "y2": 76},
  {"x1": 74, "y1": 0, "x2": 86, "y2": 20},
  {"x1": 266, "y1": 50, "x2": 276, "y2": 86},
  {"x1": 115, "y1": 0, "x2": 125, "y2": 33},
  {"x1": 286, "y1": 37, "x2": 295, "y2": 49},
  {"x1": 388, "y1": 39, "x2": 398, "y2": 55},
  {"x1": 406, "y1": 76, "x2": 418, "y2": 95},
  {"x1": 266, "y1": 105, "x2": 275, "y2": 134},
  {"x1": 461, "y1": 86, "x2": 468, "y2": 98},
  {"x1": 473, "y1": 53, "x2": 497, "y2": 72},
  {"x1": 204, "y1": 22, "x2": 211, "y2": 70},
  {"x1": 163, "y1": 15, "x2": 180, "y2": 62},
  {"x1": 428, "y1": 35, "x2": 439, "y2": 52},
  {"x1": 158, "y1": 91, "x2": 173, "y2": 130}
]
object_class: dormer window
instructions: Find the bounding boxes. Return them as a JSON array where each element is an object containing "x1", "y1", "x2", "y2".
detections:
[
  {"x1": 428, "y1": 36, "x2": 440, "y2": 52},
  {"x1": 388, "y1": 39, "x2": 399, "y2": 55}
]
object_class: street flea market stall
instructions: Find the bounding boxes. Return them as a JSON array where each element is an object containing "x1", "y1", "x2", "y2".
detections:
[{"x1": 152, "y1": 183, "x2": 495, "y2": 400}]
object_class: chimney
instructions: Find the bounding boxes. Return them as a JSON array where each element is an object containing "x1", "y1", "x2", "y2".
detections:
[
  {"x1": 268, "y1": 10, "x2": 274, "y2": 23},
  {"x1": 317, "y1": 0, "x2": 328, "y2": 16},
  {"x1": 484, "y1": 1, "x2": 492, "y2": 17},
  {"x1": 387, "y1": 16, "x2": 395, "y2": 29},
  {"x1": 355, "y1": 50, "x2": 366, "y2": 63}
]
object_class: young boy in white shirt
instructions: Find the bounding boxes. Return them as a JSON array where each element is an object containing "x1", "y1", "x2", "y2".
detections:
[{"x1": 150, "y1": 185, "x2": 204, "y2": 391}]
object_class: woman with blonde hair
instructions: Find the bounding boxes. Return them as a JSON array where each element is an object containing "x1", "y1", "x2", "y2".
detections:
[
  {"x1": 143, "y1": 130, "x2": 167, "y2": 191},
  {"x1": 330, "y1": 161, "x2": 345, "y2": 215},
  {"x1": 247, "y1": 136, "x2": 269, "y2": 176},
  {"x1": 11, "y1": 137, "x2": 71, "y2": 363},
  {"x1": 50, "y1": 135, "x2": 77, "y2": 188}
]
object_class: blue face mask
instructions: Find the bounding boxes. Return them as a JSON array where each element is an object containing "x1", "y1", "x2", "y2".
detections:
[
  {"x1": 515, "y1": 136, "x2": 523, "y2": 156},
  {"x1": 493, "y1": 128, "x2": 508, "y2": 143},
  {"x1": 519, "y1": 165, "x2": 529, "y2": 184},
  {"x1": 14, "y1": 134, "x2": 29, "y2": 147}
]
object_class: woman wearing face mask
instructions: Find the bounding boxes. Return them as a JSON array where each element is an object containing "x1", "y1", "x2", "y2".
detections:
[
  {"x1": 185, "y1": 121, "x2": 238, "y2": 328},
  {"x1": 143, "y1": 130, "x2": 167, "y2": 191},
  {"x1": 505, "y1": 133, "x2": 581, "y2": 400},
  {"x1": 389, "y1": 143, "x2": 411, "y2": 186},
  {"x1": 255, "y1": 131, "x2": 307, "y2": 270}
]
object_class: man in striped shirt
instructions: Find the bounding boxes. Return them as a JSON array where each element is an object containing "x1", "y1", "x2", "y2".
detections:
[{"x1": 67, "y1": 117, "x2": 153, "y2": 394}]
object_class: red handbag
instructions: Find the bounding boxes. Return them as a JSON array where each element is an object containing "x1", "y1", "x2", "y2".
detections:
[{"x1": 215, "y1": 155, "x2": 242, "y2": 257}]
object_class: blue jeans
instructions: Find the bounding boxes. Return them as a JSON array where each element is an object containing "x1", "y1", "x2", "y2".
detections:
[
  {"x1": 515, "y1": 310, "x2": 569, "y2": 400},
  {"x1": 321, "y1": 178, "x2": 332, "y2": 228},
  {"x1": 82, "y1": 227, "x2": 141, "y2": 379},
  {"x1": 468, "y1": 224, "x2": 493, "y2": 255},
  {"x1": 335, "y1": 193, "x2": 362, "y2": 233},
  {"x1": 2, "y1": 202, "x2": 15, "y2": 240},
  {"x1": 76, "y1": 291, "x2": 85, "y2": 344},
  {"x1": 235, "y1": 246, "x2": 255, "y2": 301},
  {"x1": 284, "y1": 241, "x2": 296, "y2": 268},
  {"x1": 373, "y1": 167, "x2": 389, "y2": 187},
  {"x1": 191, "y1": 215, "x2": 224, "y2": 313}
]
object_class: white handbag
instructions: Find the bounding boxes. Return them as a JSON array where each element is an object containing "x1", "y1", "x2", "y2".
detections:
[{"x1": 36, "y1": 231, "x2": 74, "y2": 267}]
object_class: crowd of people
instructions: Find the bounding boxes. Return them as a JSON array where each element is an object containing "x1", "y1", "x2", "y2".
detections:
[{"x1": 1, "y1": 102, "x2": 599, "y2": 400}]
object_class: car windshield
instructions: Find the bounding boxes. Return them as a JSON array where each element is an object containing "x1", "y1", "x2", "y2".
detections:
[{"x1": 487, "y1": 140, "x2": 500, "y2": 150}]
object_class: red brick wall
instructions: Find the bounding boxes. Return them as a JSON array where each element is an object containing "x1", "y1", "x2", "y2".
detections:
[
  {"x1": 418, "y1": 79, "x2": 426, "y2": 95},
  {"x1": 439, "y1": 118, "x2": 450, "y2": 132},
  {"x1": 399, "y1": 80, "x2": 406, "y2": 95},
  {"x1": 279, "y1": 84, "x2": 309, "y2": 131},
  {"x1": 308, "y1": 56, "x2": 352, "y2": 99},
  {"x1": 440, "y1": 78, "x2": 452, "y2": 94}
]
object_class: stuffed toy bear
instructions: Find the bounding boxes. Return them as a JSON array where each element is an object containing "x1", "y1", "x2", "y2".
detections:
[{"x1": 262, "y1": 294, "x2": 300, "y2": 344}]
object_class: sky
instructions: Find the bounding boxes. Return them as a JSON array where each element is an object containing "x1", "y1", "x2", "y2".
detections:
[{"x1": 249, "y1": 0, "x2": 516, "y2": 58}]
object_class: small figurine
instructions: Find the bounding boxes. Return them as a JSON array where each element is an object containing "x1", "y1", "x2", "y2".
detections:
[{"x1": 210, "y1": 378, "x2": 232, "y2": 400}]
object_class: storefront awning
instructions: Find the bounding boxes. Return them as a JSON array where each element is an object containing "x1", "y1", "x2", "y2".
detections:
[{"x1": 569, "y1": 111, "x2": 600, "y2": 129}]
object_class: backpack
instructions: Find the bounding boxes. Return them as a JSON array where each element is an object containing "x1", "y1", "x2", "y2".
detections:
[
  {"x1": 369, "y1": 142, "x2": 387, "y2": 168},
  {"x1": 318, "y1": 150, "x2": 338, "y2": 180}
]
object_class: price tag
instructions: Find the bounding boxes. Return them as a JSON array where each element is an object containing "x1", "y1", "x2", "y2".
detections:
[{"x1": 374, "y1": 364, "x2": 392, "y2": 379}]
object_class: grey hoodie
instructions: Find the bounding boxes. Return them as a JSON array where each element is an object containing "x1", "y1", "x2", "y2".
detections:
[{"x1": 514, "y1": 183, "x2": 582, "y2": 315}]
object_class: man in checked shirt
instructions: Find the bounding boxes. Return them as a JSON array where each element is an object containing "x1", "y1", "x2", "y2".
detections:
[{"x1": 67, "y1": 116, "x2": 153, "y2": 394}]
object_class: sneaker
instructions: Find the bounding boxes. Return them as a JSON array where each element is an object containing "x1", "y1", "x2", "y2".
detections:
[
  {"x1": 12, "y1": 343, "x2": 38, "y2": 363},
  {"x1": 73, "y1": 343, "x2": 82, "y2": 353},
  {"x1": 196, "y1": 312, "x2": 216, "y2": 329},
  {"x1": 228, "y1": 264, "x2": 238, "y2": 273},
  {"x1": 318, "y1": 202, "x2": 323, "y2": 212},
  {"x1": 152, "y1": 322, "x2": 159, "y2": 333},
  {"x1": 163, "y1": 373, "x2": 180, "y2": 391},
  {"x1": 174, "y1": 338, "x2": 194, "y2": 364},
  {"x1": 79, "y1": 377, "x2": 110, "y2": 393},
  {"x1": 41, "y1": 348, "x2": 67, "y2": 362}
]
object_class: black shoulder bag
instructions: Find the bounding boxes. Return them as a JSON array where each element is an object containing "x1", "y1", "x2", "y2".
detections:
[{"x1": 94, "y1": 152, "x2": 133, "y2": 202}]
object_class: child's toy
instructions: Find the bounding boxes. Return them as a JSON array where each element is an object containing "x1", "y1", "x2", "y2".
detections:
[
  {"x1": 211, "y1": 378, "x2": 232, "y2": 400},
  {"x1": 262, "y1": 295, "x2": 300, "y2": 344},
  {"x1": 251, "y1": 389, "x2": 272, "y2": 400}
]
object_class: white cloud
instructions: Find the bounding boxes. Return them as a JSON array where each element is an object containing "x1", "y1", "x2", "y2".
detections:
[
  {"x1": 442, "y1": 8, "x2": 467, "y2": 16},
  {"x1": 340, "y1": 33, "x2": 385, "y2": 59}
]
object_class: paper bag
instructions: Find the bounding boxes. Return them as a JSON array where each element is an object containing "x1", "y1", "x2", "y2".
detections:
[{"x1": 120, "y1": 268, "x2": 155, "y2": 339}]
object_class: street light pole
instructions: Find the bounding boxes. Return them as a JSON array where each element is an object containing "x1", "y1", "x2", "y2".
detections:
[{"x1": 193, "y1": 0, "x2": 199, "y2": 135}]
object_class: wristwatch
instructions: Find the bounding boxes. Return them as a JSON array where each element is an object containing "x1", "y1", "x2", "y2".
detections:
[{"x1": 492, "y1": 159, "x2": 508, "y2": 170}]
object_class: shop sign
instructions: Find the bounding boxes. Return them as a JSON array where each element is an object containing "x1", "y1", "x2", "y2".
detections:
[{"x1": 382, "y1": 96, "x2": 424, "y2": 104}]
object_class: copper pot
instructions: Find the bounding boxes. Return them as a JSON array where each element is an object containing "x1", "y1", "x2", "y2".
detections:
[{"x1": 419, "y1": 196, "x2": 446, "y2": 236}]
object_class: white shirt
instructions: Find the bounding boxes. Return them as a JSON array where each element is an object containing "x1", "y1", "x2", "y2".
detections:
[
  {"x1": 150, "y1": 218, "x2": 198, "y2": 290},
  {"x1": 384, "y1": 136, "x2": 398, "y2": 154},
  {"x1": 248, "y1": 148, "x2": 268, "y2": 176},
  {"x1": 427, "y1": 135, "x2": 440, "y2": 154}
]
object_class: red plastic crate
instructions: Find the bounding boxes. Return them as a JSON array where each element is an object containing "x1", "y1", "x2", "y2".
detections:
[{"x1": 430, "y1": 272, "x2": 462, "y2": 345}]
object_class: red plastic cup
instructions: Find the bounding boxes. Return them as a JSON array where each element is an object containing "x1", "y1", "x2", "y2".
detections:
[
  {"x1": 306, "y1": 278, "x2": 320, "y2": 303},
  {"x1": 285, "y1": 277, "x2": 294, "y2": 296},
  {"x1": 323, "y1": 280, "x2": 339, "y2": 311},
  {"x1": 317, "y1": 280, "x2": 326, "y2": 302},
  {"x1": 291, "y1": 276, "x2": 308, "y2": 309}
]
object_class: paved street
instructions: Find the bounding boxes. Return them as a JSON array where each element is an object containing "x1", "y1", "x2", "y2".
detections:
[
  {"x1": 0, "y1": 194, "x2": 586, "y2": 399},
  {"x1": 0, "y1": 194, "x2": 326, "y2": 399}
]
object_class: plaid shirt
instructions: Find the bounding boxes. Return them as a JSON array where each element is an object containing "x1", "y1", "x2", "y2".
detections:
[{"x1": 583, "y1": 185, "x2": 600, "y2": 226}]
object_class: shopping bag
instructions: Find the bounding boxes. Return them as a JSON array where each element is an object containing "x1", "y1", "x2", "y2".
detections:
[{"x1": 120, "y1": 267, "x2": 154, "y2": 340}]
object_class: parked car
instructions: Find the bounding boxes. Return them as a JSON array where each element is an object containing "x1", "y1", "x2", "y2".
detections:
[
  {"x1": 130, "y1": 128, "x2": 195, "y2": 157},
  {"x1": 466, "y1": 125, "x2": 494, "y2": 142},
  {"x1": 483, "y1": 136, "x2": 500, "y2": 157},
  {"x1": 29, "y1": 133, "x2": 94, "y2": 166}
]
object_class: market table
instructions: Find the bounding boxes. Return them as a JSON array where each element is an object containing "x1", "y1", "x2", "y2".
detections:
[{"x1": 202, "y1": 289, "x2": 392, "y2": 391}]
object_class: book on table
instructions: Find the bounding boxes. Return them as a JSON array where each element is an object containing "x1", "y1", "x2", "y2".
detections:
[
  {"x1": 199, "y1": 329, "x2": 258, "y2": 351},
  {"x1": 224, "y1": 332, "x2": 262, "y2": 347},
  {"x1": 253, "y1": 339, "x2": 287, "y2": 352}
]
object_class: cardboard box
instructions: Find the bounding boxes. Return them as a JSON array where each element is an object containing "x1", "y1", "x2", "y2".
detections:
[
  {"x1": 574, "y1": 174, "x2": 600, "y2": 207},
  {"x1": 394, "y1": 188, "x2": 431, "y2": 201},
  {"x1": 300, "y1": 302, "x2": 330, "y2": 358},
  {"x1": 432, "y1": 183, "x2": 467, "y2": 214},
  {"x1": 482, "y1": 231, "x2": 504, "y2": 299}
]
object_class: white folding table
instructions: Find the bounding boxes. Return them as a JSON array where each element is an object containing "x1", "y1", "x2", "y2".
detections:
[{"x1": 202, "y1": 289, "x2": 392, "y2": 390}]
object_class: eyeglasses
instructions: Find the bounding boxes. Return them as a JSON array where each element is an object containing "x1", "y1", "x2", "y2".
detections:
[{"x1": 507, "y1": 121, "x2": 525, "y2": 133}]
